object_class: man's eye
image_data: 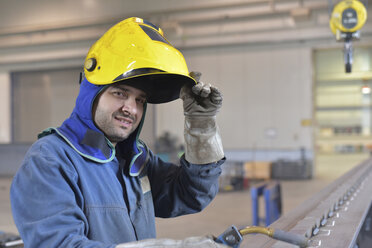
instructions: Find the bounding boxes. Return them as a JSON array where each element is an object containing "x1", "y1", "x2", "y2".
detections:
[
  {"x1": 137, "y1": 98, "x2": 146, "y2": 104},
  {"x1": 113, "y1": 91, "x2": 125, "y2": 97}
]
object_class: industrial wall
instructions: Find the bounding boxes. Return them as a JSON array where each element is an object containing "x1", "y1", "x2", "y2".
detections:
[{"x1": 158, "y1": 45, "x2": 313, "y2": 150}]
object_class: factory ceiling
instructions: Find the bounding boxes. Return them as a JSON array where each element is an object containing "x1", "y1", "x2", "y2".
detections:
[{"x1": 0, "y1": 0, "x2": 371, "y2": 69}]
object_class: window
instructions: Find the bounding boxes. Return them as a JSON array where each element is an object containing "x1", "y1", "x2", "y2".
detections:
[{"x1": 140, "y1": 25, "x2": 169, "y2": 44}]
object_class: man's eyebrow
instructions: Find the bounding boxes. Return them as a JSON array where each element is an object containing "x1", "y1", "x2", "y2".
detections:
[
  {"x1": 112, "y1": 85, "x2": 127, "y2": 91},
  {"x1": 112, "y1": 85, "x2": 147, "y2": 99}
]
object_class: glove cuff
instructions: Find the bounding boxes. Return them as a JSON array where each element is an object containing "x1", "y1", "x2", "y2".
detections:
[{"x1": 184, "y1": 116, "x2": 224, "y2": 164}]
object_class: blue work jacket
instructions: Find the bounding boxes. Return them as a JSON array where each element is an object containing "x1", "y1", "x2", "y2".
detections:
[
  {"x1": 10, "y1": 133, "x2": 224, "y2": 247},
  {"x1": 10, "y1": 78, "x2": 224, "y2": 248}
]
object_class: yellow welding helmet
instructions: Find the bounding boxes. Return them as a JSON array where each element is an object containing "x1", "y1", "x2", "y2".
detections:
[{"x1": 84, "y1": 17, "x2": 196, "y2": 103}]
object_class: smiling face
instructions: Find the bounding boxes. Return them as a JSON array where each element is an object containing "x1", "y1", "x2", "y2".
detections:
[{"x1": 92, "y1": 84, "x2": 146, "y2": 146}]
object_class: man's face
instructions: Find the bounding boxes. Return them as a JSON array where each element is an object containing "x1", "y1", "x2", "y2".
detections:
[{"x1": 92, "y1": 84, "x2": 146, "y2": 146}]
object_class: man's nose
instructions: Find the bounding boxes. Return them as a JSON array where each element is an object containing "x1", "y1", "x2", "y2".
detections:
[{"x1": 121, "y1": 97, "x2": 137, "y2": 115}]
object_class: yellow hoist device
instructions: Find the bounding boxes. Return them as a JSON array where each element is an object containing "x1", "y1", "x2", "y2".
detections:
[{"x1": 329, "y1": 0, "x2": 368, "y2": 73}]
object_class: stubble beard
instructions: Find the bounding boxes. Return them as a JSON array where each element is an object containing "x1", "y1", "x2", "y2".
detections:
[{"x1": 96, "y1": 110, "x2": 137, "y2": 145}]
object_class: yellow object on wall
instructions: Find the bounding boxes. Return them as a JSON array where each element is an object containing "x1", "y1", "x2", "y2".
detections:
[{"x1": 330, "y1": 0, "x2": 367, "y2": 34}]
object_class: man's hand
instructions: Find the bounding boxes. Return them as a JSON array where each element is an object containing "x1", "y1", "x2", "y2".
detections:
[
  {"x1": 180, "y1": 81, "x2": 223, "y2": 117},
  {"x1": 180, "y1": 72, "x2": 224, "y2": 165}
]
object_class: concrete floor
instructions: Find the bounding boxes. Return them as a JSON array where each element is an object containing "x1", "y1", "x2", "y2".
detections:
[{"x1": 0, "y1": 153, "x2": 369, "y2": 241}]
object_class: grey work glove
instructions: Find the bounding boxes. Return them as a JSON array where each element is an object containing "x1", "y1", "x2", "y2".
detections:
[
  {"x1": 115, "y1": 236, "x2": 229, "y2": 248},
  {"x1": 180, "y1": 71, "x2": 224, "y2": 164}
]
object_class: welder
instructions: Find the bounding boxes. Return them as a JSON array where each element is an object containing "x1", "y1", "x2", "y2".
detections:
[{"x1": 10, "y1": 17, "x2": 227, "y2": 248}]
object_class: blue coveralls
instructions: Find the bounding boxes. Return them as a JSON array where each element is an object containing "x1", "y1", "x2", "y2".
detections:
[{"x1": 10, "y1": 78, "x2": 224, "y2": 248}]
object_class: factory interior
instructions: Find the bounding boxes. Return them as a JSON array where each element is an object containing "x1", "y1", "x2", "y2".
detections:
[{"x1": 1, "y1": 0, "x2": 372, "y2": 247}]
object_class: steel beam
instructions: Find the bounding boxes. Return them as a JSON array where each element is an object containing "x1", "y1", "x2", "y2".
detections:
[{"x1": 243, "y1": 158, "x2": 372, "y2": 247}]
